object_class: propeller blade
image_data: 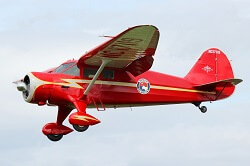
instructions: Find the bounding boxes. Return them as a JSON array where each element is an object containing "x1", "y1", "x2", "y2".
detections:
[{"x1": 15, "y1": 80, "x2": 27, "y2": 91}]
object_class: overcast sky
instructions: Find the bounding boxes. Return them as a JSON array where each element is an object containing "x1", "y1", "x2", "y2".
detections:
[{"x1": 1, "y1": 0, "x2": 250, "y2": 165}]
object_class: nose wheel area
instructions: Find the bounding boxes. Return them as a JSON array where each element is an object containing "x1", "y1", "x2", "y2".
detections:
[{"x1": 193, "y1": 102, "x2": 207, "y2": 113}]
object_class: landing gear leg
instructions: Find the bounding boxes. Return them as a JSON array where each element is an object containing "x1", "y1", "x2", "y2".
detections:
[
  {"x1": 193, "y1": 102, "x2": 207, "y2": 113},
  {"x1": 69, "y1": 100, "x2": 100, "y2": 131},
  {"x1": 70, "y1": 100, "x2": 90, "y2": 132},
  {"x1": 42, "y1": 106, "x2": 73, "y2": 142}
]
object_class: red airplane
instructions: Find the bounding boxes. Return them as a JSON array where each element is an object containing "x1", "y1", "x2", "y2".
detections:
[{"x1": 15, "y1": 25, "x2": 242, "y2": 141}]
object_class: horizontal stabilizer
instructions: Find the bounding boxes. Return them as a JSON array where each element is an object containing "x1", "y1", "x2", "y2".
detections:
[{"x1": 194, "y1": 78, "x2": 243, "y2": 90}]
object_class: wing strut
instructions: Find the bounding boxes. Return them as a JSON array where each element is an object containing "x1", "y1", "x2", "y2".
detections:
[{"x1": 83, "y1": 59, "x2": 111, "y2": 96}]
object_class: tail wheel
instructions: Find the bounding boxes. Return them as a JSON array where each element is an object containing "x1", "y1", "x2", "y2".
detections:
[
  {"x1": 200, "y1": 106, "x2": 207, "y2": 113},
  {"x1": 193, "y1": 102, "x2": 208, "y2": 113},
  {"x1": 73, "y1": 124, "x2": 89, "y2": 132},
  {"x1": 47, "y1": 134, "x2": 63, "y2": 142}
]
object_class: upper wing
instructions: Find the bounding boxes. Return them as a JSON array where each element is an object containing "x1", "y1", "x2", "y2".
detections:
[{"x1": 77, "y1": 25, "x2": 159, "y2": 76}]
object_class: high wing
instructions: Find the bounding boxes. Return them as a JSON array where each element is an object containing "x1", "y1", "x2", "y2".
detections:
[{"x1": 77, "y1": 25, "x2": 159, "y2": 76}]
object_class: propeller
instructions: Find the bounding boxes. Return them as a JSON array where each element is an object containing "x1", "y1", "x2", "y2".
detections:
[
  {"x1": 13, "y1": 75, "x2": 30, "y2": 99},
  {"x1": 14, "y1": 80, "x2": 27, "y2": 91}
]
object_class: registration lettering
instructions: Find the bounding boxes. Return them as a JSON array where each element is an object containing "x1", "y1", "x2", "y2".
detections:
[{"x1": 208, "y1": 50, "x2": 220, "y2": 54}]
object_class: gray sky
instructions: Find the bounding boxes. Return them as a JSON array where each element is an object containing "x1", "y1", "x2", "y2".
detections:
[{"x1": 1, "y1": 0, "x2": 250, "y2": 165}]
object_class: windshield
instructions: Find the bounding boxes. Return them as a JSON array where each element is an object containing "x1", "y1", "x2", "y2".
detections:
[
  {"x1": 62, "y1": 65, "x2": 80, "y2": 76},
  {"x1": 53, "y1": 62, "x2": 75, "y2": 73}
]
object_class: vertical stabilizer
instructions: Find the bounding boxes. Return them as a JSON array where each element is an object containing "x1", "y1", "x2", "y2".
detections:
[{"x1": 185, "y1": 48, "x2": 234, "y2": 85}]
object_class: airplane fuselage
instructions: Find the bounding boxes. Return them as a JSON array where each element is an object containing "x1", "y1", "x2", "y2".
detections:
[{"x1": 27, "y1": 68, "x2": 234, "y2": 109}]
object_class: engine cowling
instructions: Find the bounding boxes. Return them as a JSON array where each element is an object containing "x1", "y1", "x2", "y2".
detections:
[{"x1": 16, "y1": 72, "x2": 51, "y2": 104}]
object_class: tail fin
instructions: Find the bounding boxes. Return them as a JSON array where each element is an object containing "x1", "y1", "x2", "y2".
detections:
[{"x1": 185, "y1": 48, "x2": 236, "y2": 85}]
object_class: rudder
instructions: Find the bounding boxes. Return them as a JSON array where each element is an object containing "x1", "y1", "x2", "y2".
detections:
[{"x1": 185, "y1": 48, "x2": 234, "y2": 85}]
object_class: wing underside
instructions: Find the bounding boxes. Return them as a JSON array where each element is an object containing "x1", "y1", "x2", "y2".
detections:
[{"x1": 78, "y1": 25, "x2": 160, "y2": 76}]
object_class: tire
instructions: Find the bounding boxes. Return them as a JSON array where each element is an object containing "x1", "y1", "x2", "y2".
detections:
[
  {"x1": 73, "y1": 124, "x2": 89, "y2": 132},
  {"x1": 200, "y1": 106, "x2": 207, "y2": 113},
  {"x1": 47, "y1": 134, "x2": 63, "y2": 141}
]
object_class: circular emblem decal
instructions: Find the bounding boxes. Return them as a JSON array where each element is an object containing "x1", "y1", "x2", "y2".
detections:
[{"x1": 137, "y1": 78, "x2": 150, "y2": 94}]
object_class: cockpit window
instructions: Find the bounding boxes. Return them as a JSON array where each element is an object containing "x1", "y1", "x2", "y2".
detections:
[
  {"x1": 102, "y1": 69, "x2": 114, "y2": 79},
  {"x1": 53, "y1": 62, "x2": 75, "y2": 73},
  {"x1": 84, "y1": 68, "x2": 114, "y2": 79},
  {"x1": 84, "y1": 68, "x2": 97, "y2": 78},
  {"x1": 63, "y1": 65, "x2": 80, "y2": 76}
]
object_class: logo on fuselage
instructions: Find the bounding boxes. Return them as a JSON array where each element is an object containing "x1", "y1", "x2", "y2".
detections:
[{"x1": 137, "y1": 78, "x2": 150, "y2": 94}]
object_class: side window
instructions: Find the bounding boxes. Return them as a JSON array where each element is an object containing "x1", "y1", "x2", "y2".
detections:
[
  {"x1": 84, "y1": 68, "x2": 114, "y2": 79},
  {"x1": 84, "y1": 68, "x2": 97, "y2": 78},
  {"x1": 63, "y1": 65, "x2": 80, "y2": 76},
  {"x1": 102, "y1": 69, "x2": 114, "y2": 79}
]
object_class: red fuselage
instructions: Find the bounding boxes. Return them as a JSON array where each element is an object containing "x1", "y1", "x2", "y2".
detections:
[{"x1": 26, "y1": 63, "x2": 234, "y2": 109}]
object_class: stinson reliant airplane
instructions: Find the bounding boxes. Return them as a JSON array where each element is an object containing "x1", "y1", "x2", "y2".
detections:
[{"x1": 15, "y1": 25, "x2": 242, "y2": 141}]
